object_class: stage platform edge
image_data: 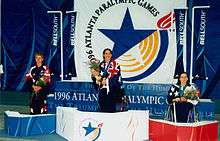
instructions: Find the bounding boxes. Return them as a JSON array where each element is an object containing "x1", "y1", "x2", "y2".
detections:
[
  {"x1": 149, "y1": 119, "x2": 218, "y2": 141},
  {"x1": 4, "y1": 111, "x2": 56, "y2": 136}
]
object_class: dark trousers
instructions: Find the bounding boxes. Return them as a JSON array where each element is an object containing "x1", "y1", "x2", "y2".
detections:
[
  {"x1": 171, "y1": 102, "x2": 193, "y2": 122},
  {"x1": 98, "y1": 88, "x2": 116, "y2": 113},
  {"x1": 30, "y1": 92, "x2": 47, "y2": 114}
]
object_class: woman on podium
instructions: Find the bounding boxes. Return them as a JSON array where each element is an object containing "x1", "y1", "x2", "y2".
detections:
[
  {"x1": 25, "y1": 52, "x2": 51, "y2": 114},
  {"x1": 91, "y1": 48, "x2": 123, "y2": 112},
  {"x1": 167, "y1": 72, "x2": 199, "y2": 122}
]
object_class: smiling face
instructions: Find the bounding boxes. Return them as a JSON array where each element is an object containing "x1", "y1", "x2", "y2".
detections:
[
  {"x1": 103, "y1": 49, "x2": 112, "y2": 62},
  {"x1": 179, "y1": 73, "x2": 188, "y2": 86}
]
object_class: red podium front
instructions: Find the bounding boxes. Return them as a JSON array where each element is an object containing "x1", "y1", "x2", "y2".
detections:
[{"x1": 149, "y1": 119, "x2": 218, "y2": 141}]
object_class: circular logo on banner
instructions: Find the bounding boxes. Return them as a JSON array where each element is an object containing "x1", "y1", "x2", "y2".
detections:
[
  {"x1": 83, "y1": 1, "x2": 173, "y2": 81},
  {"x1": 98, "y1": 9, "x2": 169, "y2": 81},
  {"x1": 79, "y1": 118, "x2": 103, "y2": 141}
]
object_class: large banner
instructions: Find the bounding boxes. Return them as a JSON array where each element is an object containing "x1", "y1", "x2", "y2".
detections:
[
  {"x1": 1, "y1": 0, "x2": 220, "y2": 100},
  {"x1": 173, "y1": 9, "x2": 187, "y2": 78},
  {"x1": 74, "y1": 0, "x2": 186, "y2": 83},
  {"x1": 63, "y1": 12, "x2": 77, "y2": 80},
  {"x1": 47, "y1": 12, "x2": 62, "y2": 81},
  {"x1": 48, "y1": 82, "x2": 215, "y2": 120},
  {"x1": 192, "y1": 7, "x2": 209, "y2": 80}
]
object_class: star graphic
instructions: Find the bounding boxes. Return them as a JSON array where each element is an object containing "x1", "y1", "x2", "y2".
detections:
[
  {"x1": 174, "y1": 91, "x2": 179, "y2": 96},
  {"x1": 171, "y1": 86, "x2": 175, "y2": 92},
  {"x1": 83, "y1": 122, "x2": 96, "y2": 136},
  {"x1": 98, "y1": 8, "x2": 156, "y2": 59}
]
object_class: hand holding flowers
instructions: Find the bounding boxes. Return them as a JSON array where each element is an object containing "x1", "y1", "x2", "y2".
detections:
[
  {"x1": 183, "y1": 85, "x2": 199, "y2": 105},
  {"x1": 33, "y1": 76, "x2": 50, "y2": 93}
]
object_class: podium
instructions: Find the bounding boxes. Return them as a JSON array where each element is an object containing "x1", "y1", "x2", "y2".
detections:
[
  {"x1": 56, "y1": 107, "x2": 149, "y2": 141},
  {"x1": 4, "y1": 111, "x2": 55, "y2": 136},
  {"x1": 149, "y1": 119, "x2": 218, "y2": 141}
]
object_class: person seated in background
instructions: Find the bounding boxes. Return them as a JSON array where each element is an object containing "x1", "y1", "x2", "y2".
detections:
[
  {"x1": 25, "y1": 52, "x2": 51, "y2": 114},
  {"x1": 167, "y1": 72, "x2": 199, "y2": 122}
]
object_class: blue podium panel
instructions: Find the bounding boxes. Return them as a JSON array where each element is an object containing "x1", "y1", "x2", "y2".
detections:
[{"x1": 4, "y1": 111, "x2": 56, "y2": 136}]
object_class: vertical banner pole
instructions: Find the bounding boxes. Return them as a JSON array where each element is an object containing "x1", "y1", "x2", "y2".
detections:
[
  {"x1": 0, "y1": 0, "x2": 1, "y2": 65},
  {"x1": 0, "y1": 0, "x2": 2, "y2": 88},
  {"x1": 173, "y1": 102, "x2": 177, "y2": 123}
]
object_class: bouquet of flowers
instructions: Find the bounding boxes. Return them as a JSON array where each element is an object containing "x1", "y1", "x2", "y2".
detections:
[
  {"x1": 89, "y1": 58, "x2": 100, "y2": 71},
  {"x1": 35, "y1": 76, "x2": 49, "y2": 87},
  {"x1": 87, "y1": 58, "x2": 103, "y2": 85},
  {"x1": 32, "y1": 76, "x2": 50, "y2": 93},
  {"x1": 183, "y1": 85, "x2": 199, "y2": 105}
]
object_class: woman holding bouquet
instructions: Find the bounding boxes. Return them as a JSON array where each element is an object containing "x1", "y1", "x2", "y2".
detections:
[
  {"x1": 167, "y1": 72, "x2": 199, "y2": 122},
  {"x1": 26, "y1": 52, "x2": 51, "y2": 114},
  {"x1": 100, "y1": 48, "x2": 123, "y2": 112},
  {"x1": 91, "y1": 48, "x2": 123, "y2": 112}
]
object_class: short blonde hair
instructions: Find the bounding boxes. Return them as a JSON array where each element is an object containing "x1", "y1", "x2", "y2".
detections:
[{"x1": 35, "y1": 52, "x2": 44, "y2": 58}]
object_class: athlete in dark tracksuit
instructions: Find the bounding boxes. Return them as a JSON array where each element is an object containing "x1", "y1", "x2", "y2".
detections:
[{"x1": 26, "y1": 53, "x2": 50, "y2": 114}]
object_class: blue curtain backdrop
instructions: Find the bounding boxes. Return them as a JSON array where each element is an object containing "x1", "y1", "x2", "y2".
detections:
[
  {"x1": 1, "y1": 0, "x2": 220, "y2": 99},
  {"x1": 1, "y1": 0, "x2": 74, "y2": 90}
]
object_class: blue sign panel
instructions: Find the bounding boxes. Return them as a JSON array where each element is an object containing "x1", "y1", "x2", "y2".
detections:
[{"x1": 48, "y1": 82, "x2": 215, "y2": 120}]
